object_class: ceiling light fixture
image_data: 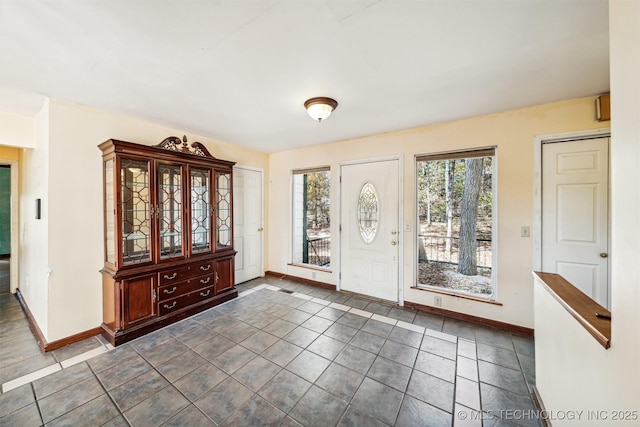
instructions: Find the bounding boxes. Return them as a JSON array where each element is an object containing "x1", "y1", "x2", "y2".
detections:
[{"x1": 304, "y1": 97, "x2": 338, "y2": 122}]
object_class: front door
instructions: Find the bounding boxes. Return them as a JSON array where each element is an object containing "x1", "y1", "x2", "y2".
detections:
[
  {"x1": 340, "y1": 159, "x2": 400, "y2": 302},
  {"x1": 233, "y1": 167, "x2": 264, "y2": 284},
  {"x1": 542, "y1": 137, "x2": 609, "y2": 307}
]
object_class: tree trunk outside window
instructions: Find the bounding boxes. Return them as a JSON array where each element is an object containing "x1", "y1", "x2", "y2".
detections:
[
  {"x1": 458, "y1": 158, "x2": 483, "y2": 275},
  {"x1": 445, "y1": 160, "x2": 455, "y2": 255}
]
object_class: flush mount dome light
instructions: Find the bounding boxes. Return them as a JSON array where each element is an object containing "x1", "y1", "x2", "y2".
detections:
[{"x1": 304, "y1": 97, "x2": 338, "y2": 122}]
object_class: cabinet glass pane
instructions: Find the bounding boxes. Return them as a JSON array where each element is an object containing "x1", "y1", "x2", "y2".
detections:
[
  {"x1": 217, "y1": 172, "x2": 232, "y2": 249},
  {"x1": 191, "y1": 168, "x2": 211, "y2": 254},
  {"x1": 121, "y1": 159, "x2": 151, "y2": 265},
  {"x1": 105, "y1": 159, "x2": 115, "y2": 264},
  {"x1": 158, "y1": 164, "x2": 183, "y2": 259}
]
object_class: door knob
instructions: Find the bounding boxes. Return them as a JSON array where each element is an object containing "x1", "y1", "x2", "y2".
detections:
[
  {"x1": 258, "y1": 227, "x2": 264, "y2": 232},
  {"x1": 600, "y1": 253, "x2": 608, "y2": 258},
  {"x1": 391, "y1": 240, "x2": 397, "y2": 245}
]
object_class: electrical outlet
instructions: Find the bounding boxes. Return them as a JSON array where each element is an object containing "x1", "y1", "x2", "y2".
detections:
[
  {"x1": 434, "y1": 296, "x2": 442, "y2": 307},
  {"x1": 521, "y1": 226, "x2": 530, "y2": 238}
]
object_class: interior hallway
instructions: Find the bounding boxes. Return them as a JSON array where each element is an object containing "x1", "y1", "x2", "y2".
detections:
[
  {"x1": 0, "y1": 258, "x2": 9, "y2": 295},
  {"x1": 0, "y1": 276, "x2": 538, "y2": 426}
]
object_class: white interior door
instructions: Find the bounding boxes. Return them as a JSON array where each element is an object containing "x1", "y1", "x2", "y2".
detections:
[
  {"x1": 340, "y1": 159, "x2": 400, "y2": 302},
  {"x1": 542, "y1": 137, "x2": 609, "y2": 307},
  {"x1": 233, "y1": 167, "x2": 263, "y2": 284}
]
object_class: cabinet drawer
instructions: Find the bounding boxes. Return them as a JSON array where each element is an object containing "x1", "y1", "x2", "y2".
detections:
[
  {"x1": 191, "y1": 260, "x2": 215, "y2": 275},
  {"x1": 191, "y1": 273, "x2": 215, "y2": 288},
  {"x1": 158, "y1": 261, "x2": 215, "y2": 286},
  {"x1": 157, "y1": 274, "x2": 214, "y2": 301},
  {"x1": 158, "y1": 267, "x2": 190, "y2": 285},
  {"x1": 158, "y1": 286, "x2": 214, "y2": 316}
]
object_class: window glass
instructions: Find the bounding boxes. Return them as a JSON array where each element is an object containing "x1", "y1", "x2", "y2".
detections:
[
  {"x1": 292, "y1": 168, "x2": 331, "y2": 267},
  {"x1": 357, "y1": 182, "x2": 379, "y2": 243},
  {"x1": 416, "y1": 149, "x2": 495, "y2": 299}
]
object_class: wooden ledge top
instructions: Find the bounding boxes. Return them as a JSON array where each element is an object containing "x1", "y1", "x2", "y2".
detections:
[{"x1": 534, "y1": 271, "x2": 611, "y2": 349}]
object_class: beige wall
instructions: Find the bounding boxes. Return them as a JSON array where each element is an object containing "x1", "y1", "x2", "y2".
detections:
[
  {"x1": 534, "y1": 1, "x2": 640, "y2": 423},
  {"x1": 20, "y1": 100, "x2": 268, "y2": 341},
  {"x1": 19, "y1": 100, "x2": 51, "y2": 334},
  {"x1": 0, "y1": 110, "x2": 35, "y2": 148},
  {"x1": 0, "y1": 146, "x2": 20, "y2": 161},
  {"x1": 268, "y1": 96, "x2": 604, "y2": 328}
]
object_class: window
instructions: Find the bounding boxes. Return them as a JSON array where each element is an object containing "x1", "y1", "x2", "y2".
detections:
[
  {"x1": 416, "y1": 148, "x2": 496, "y2": 299},
  {"x1": 292, "y1": 168, "x2": 331, "y2": 268}
]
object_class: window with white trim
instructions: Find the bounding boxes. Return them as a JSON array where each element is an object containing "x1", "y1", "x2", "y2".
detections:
[
  {"x1": 292, "y1": 168, "x2": 331, "y2": 268},
  {"x1": 416, "y1": 148, "x2": 496, "y2": 299}
]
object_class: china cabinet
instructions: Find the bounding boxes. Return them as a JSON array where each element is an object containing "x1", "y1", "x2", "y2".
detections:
[{"x1": 99, "y1": 136, "x2": 237, "y2": 345}]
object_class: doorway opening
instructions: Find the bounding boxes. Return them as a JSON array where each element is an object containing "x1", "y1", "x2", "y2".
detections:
[{"x1": 0, "y1": 165, "x2": 10, "y2": 295}]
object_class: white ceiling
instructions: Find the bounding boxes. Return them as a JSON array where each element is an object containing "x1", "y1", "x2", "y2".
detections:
[{"x1": 0, "y1": 0, "x2": 609, "y2": 153}]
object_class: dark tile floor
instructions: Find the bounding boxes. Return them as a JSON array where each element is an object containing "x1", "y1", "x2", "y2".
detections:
[{"x1": 0, "y1": 276, "x2": 538, "y2": 426}]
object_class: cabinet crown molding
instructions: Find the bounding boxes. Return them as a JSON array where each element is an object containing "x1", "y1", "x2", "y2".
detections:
[{"x1": 156, "y1": 135, "x2": 215, "y2": 158}]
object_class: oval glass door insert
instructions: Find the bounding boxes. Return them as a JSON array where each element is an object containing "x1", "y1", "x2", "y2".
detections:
[{"x1": 357, "y1": 182, "x2": 379, "y2": 243}]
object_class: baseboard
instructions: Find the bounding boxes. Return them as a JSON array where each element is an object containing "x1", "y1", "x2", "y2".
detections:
[
  {"x1": 44, "y1": 327, "x2": 103, "y2": 352},
  {"x1": 15, "y1": 289, "x2": 48, "y2": 351},
  {"x1": 265, "y1": 271, "x2": 336, "y2": 290},
  {"x1": 532, "y1": 386, "x2": 552, "y2": 427},
  {"x1": 404, "y1": 300, "x2": 534, "y2": 336},
  {"x1": 15, "y1": 289, "x2": 101, "y2": 352}
]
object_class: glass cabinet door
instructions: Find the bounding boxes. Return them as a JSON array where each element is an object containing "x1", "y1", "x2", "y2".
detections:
[
  {"x1": 190, "y1": 167, "x2": 212, "y2": 254},
  {"x1": 157, "y1": 163, "x2": 184, "y2": 260},
  {"x1": 120, "y1": 158, "x2": 152, "y2": 265},
  {"x1": 216, "y1": 171, "x2": 232, "y2": 250}
]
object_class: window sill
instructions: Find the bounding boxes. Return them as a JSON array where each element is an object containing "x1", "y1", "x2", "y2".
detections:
[
  {"x1": 410, "y1": 286, "x2": 503, "y2": 306},
  {"x1": 534, "y1": 271, "x2": 611, "y2": 349}
]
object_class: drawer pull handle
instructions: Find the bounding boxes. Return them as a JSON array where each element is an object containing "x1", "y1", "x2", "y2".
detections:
[
  {"x1": 164, "y1": 272, "x2": 178, "y2": 280},
  {"x1": 163, "y1": 286, "x2": 177, "y2": 295},
  {"x1": 200, "y1": 265, "x2": 211, "y2": 271},
  {"x1": 163, "y1": 301, "x2": 177, "y2": 309},
  {"x1": 200, "y1": 277, "x2": 211, "y2": 284},
  {"x1": 200, "y1": 290, "x2": 211, "y2": 297}
]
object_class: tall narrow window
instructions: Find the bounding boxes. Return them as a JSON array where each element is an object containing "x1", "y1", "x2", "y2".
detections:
[
  {"x1": 292, "y1": 168, "x2": 331, "y2": 268},
  {"x1": 416, "y1": 148, "x2": 496, "y2": 299}
]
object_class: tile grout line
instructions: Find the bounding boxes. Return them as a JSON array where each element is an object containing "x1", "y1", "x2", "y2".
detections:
[
  {"x1": 128, "y1": 339, "x2": 212, "y2": 425},
  {"x1": 30, "y1": 380, "x2": 45, "y2": 426},
  {"x1": 87, "y1": 358, "x2": 133, "y2": 426}
]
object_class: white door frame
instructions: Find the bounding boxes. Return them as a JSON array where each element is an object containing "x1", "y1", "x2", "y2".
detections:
[
  {"x1": 233, "y1": 164, "x2": 265, "y2": 280},
  {"x1": 533, "y1": 128, "x2": 610, "y2": 291},
  {"x1": 338, "y1": 155, "x2": 404, "y2": 305}
]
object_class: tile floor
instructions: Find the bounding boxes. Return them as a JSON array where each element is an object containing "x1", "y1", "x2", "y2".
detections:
[{"x1": 0, "y1": 276, "x2": 539, "y2": 426}]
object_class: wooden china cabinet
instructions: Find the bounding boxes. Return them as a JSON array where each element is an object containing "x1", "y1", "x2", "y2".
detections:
[{"x1": 99, "y1": 136, "x2": 237, "y2": 346}]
